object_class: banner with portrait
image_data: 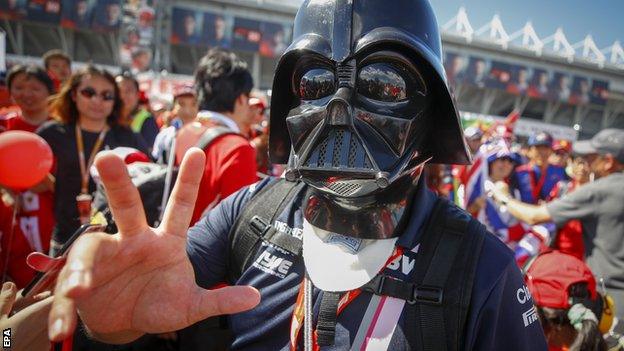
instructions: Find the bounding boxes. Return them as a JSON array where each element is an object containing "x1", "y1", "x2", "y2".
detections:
[
  {"x1": 444, "y1": 50, "x2": 611, "y2": 106},
  {"x1": 60, "y1": 0, "x2": 94, "y2": 29},
  {"x1": 26, "y1": 0, "x2": 61, "y2": 24},
  {"x1": 232, "y1": 17, "x2": 261, "y2": 52}
]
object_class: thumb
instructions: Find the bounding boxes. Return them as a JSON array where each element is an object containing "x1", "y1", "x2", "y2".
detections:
[
  {"x1": 189, "y1": 285, "x2": 260, "y2": 323},
  {"x1": 0, "y1": 282, "x2": 17, "y2": 319}
]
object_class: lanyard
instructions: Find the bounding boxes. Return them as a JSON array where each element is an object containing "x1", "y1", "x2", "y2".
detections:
[
  {"x1": 75, "y1": 124, "x2": 107, "y2": 194},
  {"x1": 289, "y1": 247, "x2": 405, "y2": 351},
  {"x1": 530, "y1": 166, "x2": 548, "y2": 202}
]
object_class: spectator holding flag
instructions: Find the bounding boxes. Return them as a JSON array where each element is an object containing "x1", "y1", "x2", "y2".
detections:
[{"x1": 464, "y1": 137, "x2": 549, "y2": 265}]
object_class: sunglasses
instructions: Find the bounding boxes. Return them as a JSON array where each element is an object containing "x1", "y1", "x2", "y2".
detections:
[{"x1": 79, "y1": 87, "x2": 115, "y2": 101}]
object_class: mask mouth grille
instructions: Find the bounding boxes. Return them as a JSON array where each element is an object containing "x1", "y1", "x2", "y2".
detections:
[
  {"x1": 304, "y1": 129, "x2": 373, "y2": 170},
  {"x1": 323, "y1": 181, "x2": 362, "y2": 196}
]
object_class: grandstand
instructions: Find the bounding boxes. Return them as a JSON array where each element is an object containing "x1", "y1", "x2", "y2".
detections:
[{"x1": 1, "y1": 0, "x2": 623, "y2": 138}]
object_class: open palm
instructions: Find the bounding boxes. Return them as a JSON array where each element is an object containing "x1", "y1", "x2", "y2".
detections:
[{"x1": 48, "y1": 149, "x2": 260, "y2": 343}]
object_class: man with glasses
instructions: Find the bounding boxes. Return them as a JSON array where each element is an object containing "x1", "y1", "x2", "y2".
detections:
[{"x1": 491, "y1": 128, "x2": 624, "y2": 332}]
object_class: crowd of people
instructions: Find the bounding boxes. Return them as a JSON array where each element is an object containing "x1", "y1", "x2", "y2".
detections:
[
  {"x1": 0, "y1": 1, "x2": 622, "y2": 349},
  {"x1": 0, "y1": 47, "x2": 272, "y2": 350},
  {"x1": 427, "y1": 114, "x2": 624, "y2": 350}
]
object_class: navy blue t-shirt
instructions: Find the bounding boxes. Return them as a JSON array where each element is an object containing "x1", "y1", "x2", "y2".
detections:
[{"x1": 187, "y1": 178, "x2": 547, "y2": 350}]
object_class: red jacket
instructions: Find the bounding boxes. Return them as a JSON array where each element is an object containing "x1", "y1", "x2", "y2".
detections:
[
  {"x1": 0, "y1": 200, "x2": 36, "y2": 288},
  {"x1": 549, "y1": 181, "x2": 584, "y2": 260},
  {"x1": 191, "y1": 133, "x2": 257, "y2": 225}
]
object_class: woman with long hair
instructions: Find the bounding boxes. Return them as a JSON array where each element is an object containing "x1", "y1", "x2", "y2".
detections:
[{"x1": 38, "y1": 65, "x2": 149, "y2": 255}]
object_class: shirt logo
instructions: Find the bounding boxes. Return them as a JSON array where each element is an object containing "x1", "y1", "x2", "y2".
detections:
[
  {"x1": 387, "y1": 255, "x2": 416, "y2": 276},
  {"x1": 325, "y1": 234, "x2": 362, "y2": 254},
  {"x1": 252, "y1": 250, "x2": 294, "y2": 279},
  {"x1": 522, "y1": 306, "x2": 539, "y2": 327},
  {"x1": 517, "y1": 285, "x2": 532, "y2": 304},
  {"x1": 273, "y1": 220, "x2": 303, "y2": 240}
]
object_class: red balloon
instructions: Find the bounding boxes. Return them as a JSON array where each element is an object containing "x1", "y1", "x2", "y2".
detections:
[{"x1": 0, "y1": 131, "x2": 53, "y2": 191}]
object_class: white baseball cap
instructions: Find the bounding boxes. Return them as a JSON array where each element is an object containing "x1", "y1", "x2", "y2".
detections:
[{"x1": 302, "y1": 218, "x2": 398, "y2": 292}]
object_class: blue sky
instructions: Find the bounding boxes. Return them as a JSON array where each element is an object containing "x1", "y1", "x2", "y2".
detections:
[{"x1": 429, "y1": 0, "x2": 623, "y2": 49}]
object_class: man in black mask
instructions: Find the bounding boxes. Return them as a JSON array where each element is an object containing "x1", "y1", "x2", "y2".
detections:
[{"x1": 48, "y1": 1, "x2": 547, "y2": 350}]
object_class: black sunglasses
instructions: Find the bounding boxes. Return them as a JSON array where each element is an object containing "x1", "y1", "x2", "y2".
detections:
[{"x1": 79, "y1": 87, "x2": 116, "y2": 101}]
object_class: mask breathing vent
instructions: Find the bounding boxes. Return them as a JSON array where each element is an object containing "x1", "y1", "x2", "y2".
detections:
[{"x1": 304, "y1": 129, "x2": 374, "y2": 170}]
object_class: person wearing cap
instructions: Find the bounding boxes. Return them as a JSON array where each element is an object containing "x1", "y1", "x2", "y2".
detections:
[
  {"x1": 550, "y1": 139, "x2": 573, "y2": 169},
  {"x1": 491, "y1": 128, "x2": 624, "y2": 332},
  {"x1": 512, "y1": 132, "x2": 569, "y2": 204},
  {"x1": 43, "y1": 50, "x2": 72, "y2": 91},
  {"x1": 151, "y1": 84, "x2": 198, "y2": 162},
  {"x1": 46, "y1": 1, "x2": 547, "y2": 350},
  {"x1": 525, "y1": 250, "x2": 610, "y2": 351}
]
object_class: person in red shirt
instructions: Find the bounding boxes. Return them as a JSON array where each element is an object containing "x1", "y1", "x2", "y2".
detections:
[
  {"x1": 0, "y1": 65, "x2": 56, "y2": 288},
  {"x1": 1, "y1": 65, "x2": 55, "y2": 133},
  {"x1": 0, "y1": 199, "x2": 36, "y2": 288},
  {"x1": 177, "y1": 49, "x2": 258, "y2": 225},
  {"x1": 548, "y1": 155, "x2": 591, "y2": 260}
]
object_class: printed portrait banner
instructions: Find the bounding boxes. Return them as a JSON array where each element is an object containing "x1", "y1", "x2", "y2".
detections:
[
  {"x1": 170, "y1": 6, "x2": 291, "y2": 57},
  {"x1": 445, "y1": 50, "x2": 611, "y2": 106},
  {"x1": 119, "y1": 0, "x2": 155, "y2": 73},
  {"x1": 0, "y1": 0, "x2": 27, "y2": 20},
  {"x1": 170, "y1": 6, "x2": 204, "y2": 45},
  {"x1": 59, "y1": 0, "x2": 121, "y2": 32},
  {"x1": 259, "y1": 21, "x2": 290, "y2": 58},
  {"x1": 232, "y1": 16, "x2": 261, "y2": 52},
  {"x1": 26, "y1": 0, "x2": 61, "y2": 24},
  {"x1": 60, "y1": 0, "x2": 95, "y2": 30}
]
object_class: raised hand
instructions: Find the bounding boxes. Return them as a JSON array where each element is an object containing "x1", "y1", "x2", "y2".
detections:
[{"x1": 47, "y1": 148, "x2": 260, "y2": 343}]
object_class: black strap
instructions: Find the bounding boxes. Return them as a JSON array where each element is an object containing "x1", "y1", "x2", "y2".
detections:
[
  {"x1": 316, "y1": 292, "x2": 341, "y2": 346},
  {"x1": 194, "y1": 126, "x2": 238, "y2": 150},
  {"x1": 419, "y1": 217, "x2": 465, "y2": 351},
  {"x1": 228, "y1": 178, "x2": 304, "y2": 282},
  {"x1": 249, "y1": 216, "x2": 302, "y2": 256},
  {"x1": 402, "y1": 198, "x2": 485, "y2": 351}
]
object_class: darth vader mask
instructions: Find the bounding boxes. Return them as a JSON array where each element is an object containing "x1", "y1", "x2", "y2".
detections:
[{"x1": 269, "y1": 0, "x2": 471, "y2": 239}]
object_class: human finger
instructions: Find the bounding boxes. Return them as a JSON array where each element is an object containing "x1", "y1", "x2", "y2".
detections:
[
  {"x1": 159, "y1": 148, "x2": 205, "y2": 237},
  {"x1": 189, "y1": 285, "x2": 260, "y2": 324},
  {"x1": 95, "y1": 152, "x2": 148, "y2": 237},
  {"x1": 0, "y1": 282, "x2": 17, "y2": 319},
  {"x1": 48, "y1": 290, "x2": 77, "y2": 342}
]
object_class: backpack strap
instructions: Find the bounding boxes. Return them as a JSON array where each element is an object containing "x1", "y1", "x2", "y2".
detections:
[
  {"x1": 404, "y1": 198, "x2": 486, "y2": 351},
  {"x1": 227, "y1": 178, "x2": 305, "y2": 283},
  {"x1": 316, "y1": 291, "x2": 341, "y2": 346},
  {"x1": 194, "y1": 126, "x2": 238, "y2": 150}
]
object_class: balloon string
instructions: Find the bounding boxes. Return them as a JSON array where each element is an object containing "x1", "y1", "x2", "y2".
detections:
[{"x1": 2, "y1": 198, "x2": 19, "y2": 284}]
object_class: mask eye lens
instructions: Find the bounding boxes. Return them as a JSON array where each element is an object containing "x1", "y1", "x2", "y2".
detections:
[
  {"x1": 357, "y1": 63, "x2": 408, "y2": 103},
  {"x1": 298, "y1": 68, "x2": 335, "y2": 101}
]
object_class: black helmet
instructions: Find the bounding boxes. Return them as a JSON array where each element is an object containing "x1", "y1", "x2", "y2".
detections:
[{"x1": 269, "y1": 0, "x2": 470, "y2": 239}]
